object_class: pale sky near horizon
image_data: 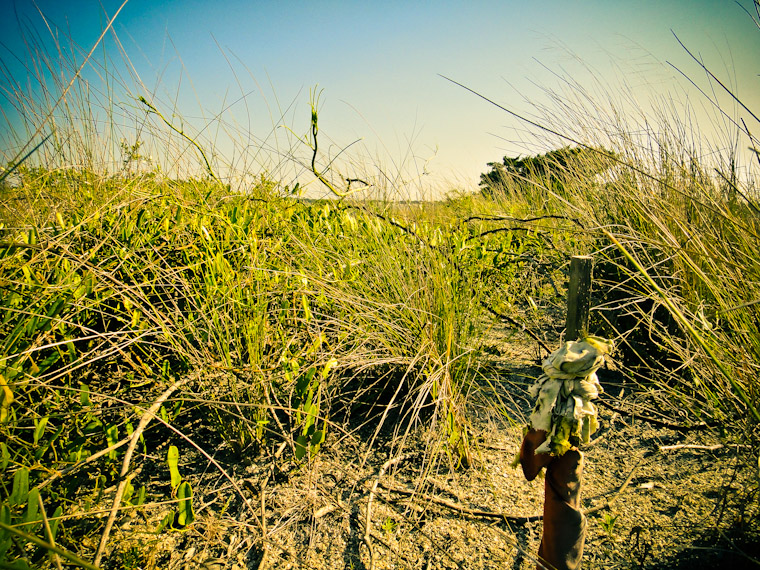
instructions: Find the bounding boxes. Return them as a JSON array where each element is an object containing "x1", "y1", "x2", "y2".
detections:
[{"x1": 1, "y1": 0, "x2": 758, "y2": 197}]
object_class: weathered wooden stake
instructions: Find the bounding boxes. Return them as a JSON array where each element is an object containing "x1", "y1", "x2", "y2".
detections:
[{"x1": 565, "y1": 255, "x2": 592, "y2": 341}]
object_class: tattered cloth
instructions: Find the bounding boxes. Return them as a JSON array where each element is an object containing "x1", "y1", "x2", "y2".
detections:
[{"x1": 528, "y1": 337, "x2": 613, "y2": 456}]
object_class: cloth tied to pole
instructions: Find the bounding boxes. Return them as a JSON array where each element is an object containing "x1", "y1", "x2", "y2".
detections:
[
  {"x1": 528, "y1": 337, "x2": 613, "y2": 456},
  {"x1": 519, "y1": 336, "x2": 613, "y2": 570}
]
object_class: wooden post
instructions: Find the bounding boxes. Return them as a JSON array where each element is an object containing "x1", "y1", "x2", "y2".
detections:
[{"x1": 565, "y1": 255, "x2": 592, "y2": 341}]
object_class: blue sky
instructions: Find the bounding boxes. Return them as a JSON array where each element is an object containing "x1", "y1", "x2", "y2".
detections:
[{"x1": 1, "y1": 0, "x2": 758, "y2": 196}]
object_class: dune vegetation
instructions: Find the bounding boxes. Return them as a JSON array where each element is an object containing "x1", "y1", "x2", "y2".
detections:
[{"x1": 1, "y1": 6, "x2": 759, "y2": 570}]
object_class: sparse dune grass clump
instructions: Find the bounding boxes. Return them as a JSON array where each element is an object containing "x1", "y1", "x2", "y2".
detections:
[
  {"x1": 0, "y1": 165, "x2": 511, "y2": 565},
  {"x1": 1, "y1": 5, "x2": 760, "y2": 569},
  {"x1": 477, "y1": 56, "x2": 760, "y2": 445}
]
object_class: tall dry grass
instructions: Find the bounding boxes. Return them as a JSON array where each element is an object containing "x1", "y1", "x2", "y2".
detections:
[
  {"x1": 476, "y1": 28, "x2": 760, "y2": 444},
  {"x1": 0, "y1": 8, "x2": 501, "y2": 565}
]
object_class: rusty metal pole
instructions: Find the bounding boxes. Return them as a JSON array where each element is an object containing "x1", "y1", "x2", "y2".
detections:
[
  {"x1": 565, "y1": 255, "x2": 592, "y2": 342},
  {"x1": 518, "y1": 255, "x2": 595, "y2": 570}
]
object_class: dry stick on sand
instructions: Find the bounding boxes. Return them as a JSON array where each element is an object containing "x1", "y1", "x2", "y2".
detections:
[
  {"x1": 584, "y1": 459, "x2": 642, "y2": 516},
  {"x1": 310, "y1": 483, "x2": 417, "y2": 569},
  {"x1": 258, "y1": 440, "x2": 290, "y2": 566},
  {"x1": 376, "y1": 458, "x2": 643, "y2": 523},
  {"x1": 364, "y1": 453, "x2": 415, "y2": 570},
  {"x1": 257, "y1": 470, "x2": 272, "y2": 570},
  {"x1": 659, "y1": 444, "x2": 724, "y2": 452},
  {"x1": 94, "y1": 375, "x2": 192, "y2": 566},
  {"x1": 596, "y1": 398, "x2": 716, "y2": 432},
  {"x1": 377, "y1": 481, "x2": 542, "y2": 523}
]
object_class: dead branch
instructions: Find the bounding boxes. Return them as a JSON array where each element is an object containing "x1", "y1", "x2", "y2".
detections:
[
  {"x1": 596, "y1": 398, "x2": 717, "y2": 432},
  {"x1": 481, "y1": 302, "x2": 553, "y2": 354},
  {"x1": 372, "y1": 457, "x2": 642, "y2": 525},
  {"x1": 659, "y1": 444, "x2": 723, "y2": 452},
  {"x1": 257, "y1": 471, "x2": 271, "y2": 570}
]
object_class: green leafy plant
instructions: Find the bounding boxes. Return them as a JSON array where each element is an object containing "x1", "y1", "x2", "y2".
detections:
[
  {"x1": 381, "y1": 517, "x2": 398, "y2": 535},
  {"x1": 600, "y1": 512, "x2": 619, "y2": 541},
  {"x1": 163, "y1": 445, "x2": 195, "y2": 530}
]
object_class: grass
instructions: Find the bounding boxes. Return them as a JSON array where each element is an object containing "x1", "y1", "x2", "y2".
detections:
[
  {"x1": 1, "y1": 4, "x2": 759, "y2": 568},
  {"x1": 0, "y1": 168, "x2": 519, "y2": 566}
]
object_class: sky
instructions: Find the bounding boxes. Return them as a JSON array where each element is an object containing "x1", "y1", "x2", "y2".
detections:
[{"x1": 1, "y1": 0, "x2": 759, "y2": 197}]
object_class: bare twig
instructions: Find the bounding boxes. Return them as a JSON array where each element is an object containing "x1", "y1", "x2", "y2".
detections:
[
  {"x1": 377, "y1": 482, "x2": 542, "y2": 523},
  {"x1": 0, "y1": 521, "x2": 101, "y2": 570},
  {"x1": 257, "y1": 471, "x2": 271, "y2": 570},
  {"x1": 36, "y1": 437, "x2": 131, "y2": 491},
  {"x1": 584, "y1": 459, "x2": 642, "y2": 516},
  {"x1": 138, "y1": 96, "x2": 219, "y2": 181},
  {"x1": 153, "y1": 403, "x2": 263, "y2": 524},
  {"x1": 463, "y1": 214, "x2": 583, "y2": 226},
  {"x1": 344, "y1": 204, "x2": 427, "y2": 244},
  {"x1": 659, "y1": 444, "x2": 723, "y2": 452},
  {"x1": 362, "y1": 485, "x2": 455, "y2": 569},
  {"x1": 596, "y1": 398, "x2": 717, "y2": 432},
  {"x1": 94, "y1": 375, "x2": 193, "y2": 566},
  {"x1": 481, "y1": 302, "x2": 553, "y2": 354},
  {"x1": 364, "y1": 454, "x2": 414, "y2": 570},
  {"x1": 308, "y1": 90, "x2": 358, "y2": 199},
  {"x1": 464, "y1": 214, "x2": 585, "y2": 241}
]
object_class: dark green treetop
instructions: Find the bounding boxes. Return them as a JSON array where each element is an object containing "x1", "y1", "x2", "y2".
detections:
[{"x1": 479, "y1": 146, "x2": 615, "y2": 198}]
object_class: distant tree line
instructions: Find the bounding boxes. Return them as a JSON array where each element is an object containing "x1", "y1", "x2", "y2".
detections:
[{"x1": 479, "y1": 146, "x2": 616, "y2": 198}]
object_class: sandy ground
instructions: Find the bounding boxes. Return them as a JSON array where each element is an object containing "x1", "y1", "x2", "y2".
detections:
[{"x1": 103, "y1": 335, "x2": 760, "y2": 570}]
